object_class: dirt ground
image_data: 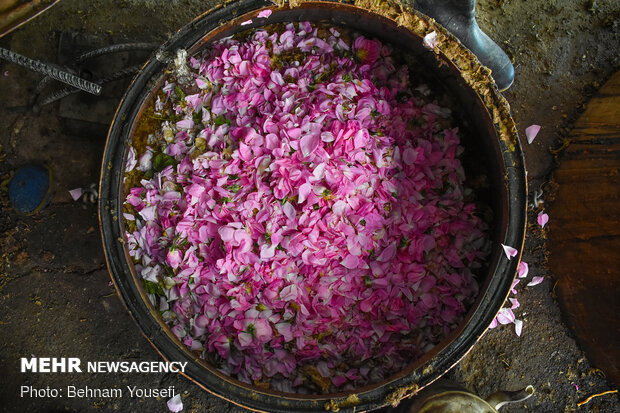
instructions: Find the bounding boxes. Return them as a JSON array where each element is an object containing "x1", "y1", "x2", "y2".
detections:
[{"x1": 0, "y1": 0, "x2": 619, "y2": 412}]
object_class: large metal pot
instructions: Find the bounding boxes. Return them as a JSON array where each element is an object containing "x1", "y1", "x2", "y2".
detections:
[{"x1": 99, "y1": 1, "x2": 527, "y2": 411}]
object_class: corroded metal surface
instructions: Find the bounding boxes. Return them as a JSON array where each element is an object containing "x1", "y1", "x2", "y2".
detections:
[{"x1": 0, "y1": 0, "x2": 59, "y2": 38}]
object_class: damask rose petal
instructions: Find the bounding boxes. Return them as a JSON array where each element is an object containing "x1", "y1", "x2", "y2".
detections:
[
  {"x1": 496, "y1": 308, "x2": 515, "y2": 325},
  {"x1": 537, "y1": 212, "x2": 549, "y2": 228},
  {"x1": 527, "y1": 276, "x2": 544, "y2": 286},
  {"x1": 423, "y1": 31, "x2": 438, "y2": 50},
  {"x1": 501, "y1": 244, "x2": 518, "y2": 260},
  {"x1": 517, "y1": 261, "x2": 529, "y2": 278},
  {"x1": 298, "y1": 183, "x2": 312, "y2": 204},
  {"x1": 525, "y1": 124, "x2": 541, "y2": 144},
  {"x1": 69, "y1": 188, "x2": 83, "y2": 201},
  {"x1": 514, "y1": 319, "x2": 523, "y2": 336},
  {"x1": 300, "y1": 133, "x2": 320, "y2": 157},
  {"x1": 167, "y1": 394, "x2": 183, "y2": 412}
]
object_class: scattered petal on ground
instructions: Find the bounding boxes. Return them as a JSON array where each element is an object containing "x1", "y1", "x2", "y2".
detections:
[
  {"x1": 514, "y1": 319, "x2": 523, "y2": 336},
  {"x1": 167, "y1": 394, "x2": 183, "y2": 412},
  {"x1": 538, "y1": 212, "x2": 549, "y2": 228},
  {"x1": 69, "y1": 188, "x2": 83, "y2": 201},
  {"x1": 525, "y1": 124, "x2": 541, "y2": 144},
  {"x1": 527, "y1": 276, "x2": 545, "y2": 286}
]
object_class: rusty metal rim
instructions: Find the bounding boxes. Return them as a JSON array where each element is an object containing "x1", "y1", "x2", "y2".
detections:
[
  {"x1": 0, "y1": 0, "x2": 59, "y2": 38},
  {"x1": 99, "y1": 1, "x2": 527, "y2": 411}
]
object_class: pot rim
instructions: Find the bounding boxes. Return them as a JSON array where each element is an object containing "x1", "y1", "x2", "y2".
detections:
[{"x1": 98, "y1": 1, "x2": 527, "y2": 411}]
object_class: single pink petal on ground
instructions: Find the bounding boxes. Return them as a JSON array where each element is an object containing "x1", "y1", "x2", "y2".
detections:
[
  {"x1": 69, "y1": 188, "x2": 83, "y2": 201},
  {"x1": 167, "y1": 394, "x2": 183, "y2": 412},
  {"x1": 509, "y1": 298, "x2": 520, "y2": 309},
  {"x1": 496, "y1": 308, "x2": 515, "y2": 325},
  {"x1": 489, "y1": 317, "x2": 498, "y2": 329},
  {"x1": 527, "y1": 276, "x2": 544, "y2": 286},
  {"x1": 257, "y1": 9, "x2": 272, "y2": 18},
  {"x1": 525, "y1": 124, "x2": 541, "y2": 144},
  {"x1": 517, "y1": 261, "x2": 529, "y2": 278},
  {"x1": 241, "y1": 19, "x2": 252, "y2": 26},
  {"x1": 423, "y1": 31, "x2": 438, "y2": 50},
  {"x1": 514, "y1": 319, "x2": 523, "y2": 336},
  {"x1": 537, "y1": 212, "x2": 549, "y2": 228},
  {"x1": 501, "y1": 244, "x2": 518, "y2": 260}
]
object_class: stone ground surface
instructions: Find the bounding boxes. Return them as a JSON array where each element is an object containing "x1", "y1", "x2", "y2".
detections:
[{"x1": 0, "y1": 0, "x2": 619, "y2": 412}]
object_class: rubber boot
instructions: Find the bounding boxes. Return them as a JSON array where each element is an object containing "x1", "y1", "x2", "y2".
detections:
[{"x1": 414, "y1": 0, "x2": 515, "y2": 91}]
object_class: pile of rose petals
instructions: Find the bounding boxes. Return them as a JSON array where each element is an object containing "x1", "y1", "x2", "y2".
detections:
[{"x1": 124, "y1": 22, "x2": 490, "y2": 393}]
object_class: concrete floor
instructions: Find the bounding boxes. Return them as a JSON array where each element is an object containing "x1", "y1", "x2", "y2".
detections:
[{"x1": 0, "y1": 0, "x2": 619, "y2": 412}]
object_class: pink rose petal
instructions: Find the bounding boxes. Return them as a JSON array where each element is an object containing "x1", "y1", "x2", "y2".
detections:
[
  {"x1": 517, "y1": 261, "x2": 529, "y2": 278},
  {"x1": 341, "y1": 254, "x2": 360, "y2": 269},
  {"x1": 176, "y1": 119, "x2": 194, "y2": 130},
  {"x1": 332, "y1": 375, "x2": 348, "y2": 387},
  {"x1": 525, "y1": 124, "x2": 541, "y2": 144},
  {"x1": 527, "y1": 276, "x2": 544, "y2": 286},
  {"x1": 241, "y1": 19, "x2": 252, "y2": 26},
  {"x1": 300, "y1": 133, "x2": 320, "y2": 157},
  {"x1": 514, "y1": 319, "x2": 523, "y2": 336},
  {"x1": 69, "y1": 188, "x2": 83, "y2": 201},
  {"x1": 501, "y1": 244, "x2": 518, "y2": 260},
  {"x1": 496, "y1": 308, "x2": 515, "y2": 325},
  {"x1": 402, "y1": 147, "x2": 417, "y2": 165},
  {"x1": 139, "y1": 205, "x2": 157, "y2": 222},
  {"x1": 254, "y1": 319, "x2": 273, "y2": 343},
  {"x1": 298, "y1": 183, "x2": 312, "y2": 204},
  {"x1": 167, "y1": 394, "x2": 183, "y2": 412},
  {"x1": 218, "y1": 226, "x2": 236, "y2": 242},
  {"x1": 257, "y1": 9, "x2": 272, "y2": 18},
  {"x1": 282, "y1": 201, "x2": 296, "y2": 221},
  {"x1": 537, "y1": 212, "x2": 549, "y2": 228},
  {"x1": 423, "y1": 31, "x2": 438, "y2": 50}
]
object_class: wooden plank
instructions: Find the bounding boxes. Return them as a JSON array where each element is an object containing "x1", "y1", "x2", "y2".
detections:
[{"x1": 548, "y1": 69, "x2": 620, "y2": 387}]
